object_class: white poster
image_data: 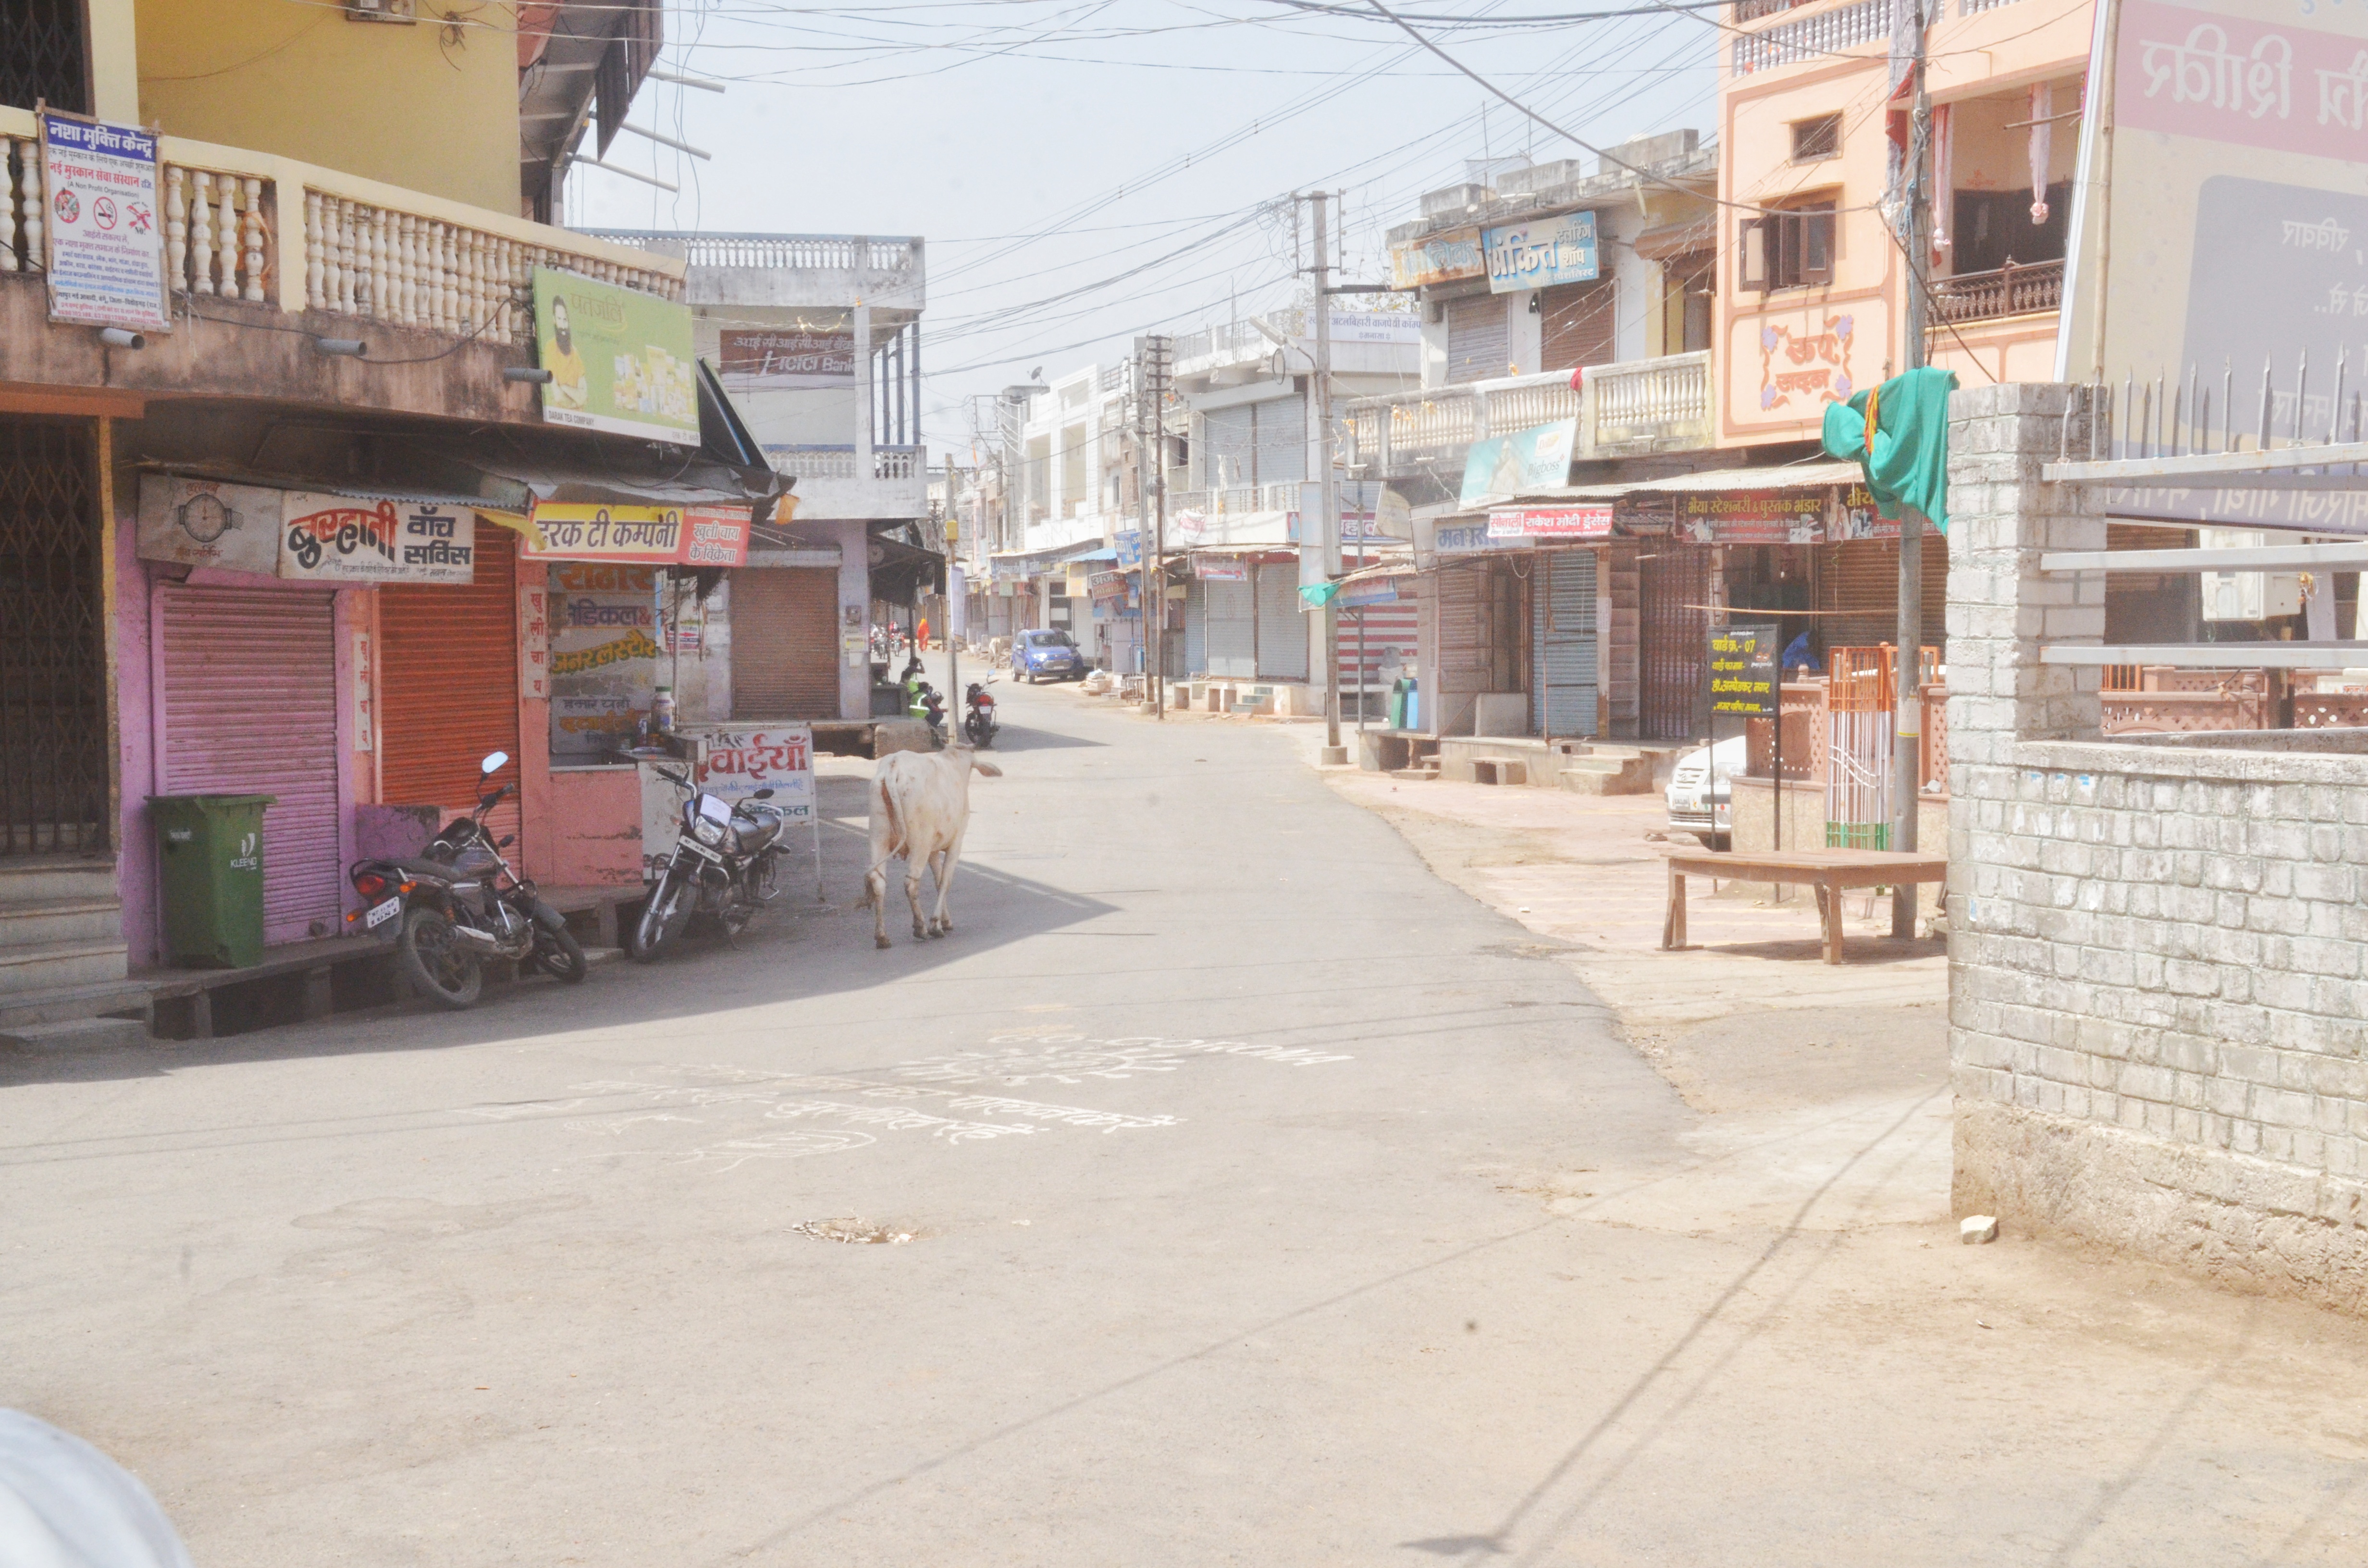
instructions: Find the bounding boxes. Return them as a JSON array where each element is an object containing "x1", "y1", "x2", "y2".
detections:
[
  {"x1": 699, "y1": 727, "x2": 815, "y2": 823},
  {"x1": 280, "y1": 496, "x2": 477, "y2": 585},
  {"x1": 136, "y1": 475, "x2": 282, "y2": 574},
  {"x1": 40, "y1": 114, "x2": 168, "y2": 332}
]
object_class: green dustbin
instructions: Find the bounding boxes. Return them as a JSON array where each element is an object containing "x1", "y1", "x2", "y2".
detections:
[{"x1": 150, "y1": 793, "x2": 276, "y2": 968}]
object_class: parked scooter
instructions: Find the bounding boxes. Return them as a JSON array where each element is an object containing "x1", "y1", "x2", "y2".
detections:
[
  {"x1": 347, "y1": 750, "x2": 587, "y2": 1009},
  {"x1": 962, "y1": 680, "x2": 999, "y2": 747},
  {"x1": 631, "y1": 766, "x2": 790, "y2": 962}
]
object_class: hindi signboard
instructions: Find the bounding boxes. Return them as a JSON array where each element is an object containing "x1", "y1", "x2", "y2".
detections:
[
  {"x1": 680, "y1": 505, "x2": 752, "y2": 567},
  {"x1": 717, "y1": 328, "x2": 854, "y2": 390},
  {"x1": 1677, "y1": 490, "x2": 1827, "y2": 545},
  {"x1": 698, "y1": 726, "x2": 816, "y2": 823},
  {"x1": 533, "y1": 267, "x2": 699, "y2": 445},
  {"x1": 524, "y1": 503, "x2": 685, "y2": 564},
  {"x1": 40, "y1": 114, "x2": 167, "y2": 332},
  {"x1": 1483, "y1": 211, "x2": 1599, "y2": 294},
  {"x1": 280, "y1": 497, "x2": 477, "y2": 585},
  {"x1": 1388, "y1": 227, "x2": 1485, "y2": 290},
  {"x1": 2059, "y1": 0, "x2": 2368, "y2": 407},
  {"x1": 1193, "y1": 556, "x2": 1249, "y2": 581},
  {"x1": 1487, "y1": 505, "x2": 1613, "y2": 540},
  {"x1": 1707, "y1": 622, "x2": 1781, "y2": 720}
]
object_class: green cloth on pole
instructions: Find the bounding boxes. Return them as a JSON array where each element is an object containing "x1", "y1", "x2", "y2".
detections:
[
  {"x1": 1298, "y1": 581, "x2": 1341, "y2": 609},
  {"x1": 1819, "y1": 366, "x2": 1959, "y2": 534}
]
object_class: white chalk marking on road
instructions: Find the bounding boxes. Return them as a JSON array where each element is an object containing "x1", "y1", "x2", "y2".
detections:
[
  {"x1": 762, "y1": 1099, "x2": 1036, "y2": 1144},
  {"x1": 673, "y1": 1130, "x2": 877, "y2": 1171},
  {"x1": 562, "y1": 1114, "x2": 703, "y2": 1136}
]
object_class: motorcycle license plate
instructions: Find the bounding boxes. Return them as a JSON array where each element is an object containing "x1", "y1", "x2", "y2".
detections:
[{"x1": 365, "y1": 895, "x2": 401, "y2": 930}]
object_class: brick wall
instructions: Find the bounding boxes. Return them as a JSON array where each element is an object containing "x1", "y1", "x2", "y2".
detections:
[{"x1": 1946, "y1": 382, "x2": 2368, "y2": 1314}]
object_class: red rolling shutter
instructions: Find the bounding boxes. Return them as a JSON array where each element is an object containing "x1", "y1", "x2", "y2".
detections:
[
  {"x1": 731, "y1": 567, "x2": 840, "y2": 719},
  {"x1": 378, "y1": 523, "x2": 523, "y2": 853}
]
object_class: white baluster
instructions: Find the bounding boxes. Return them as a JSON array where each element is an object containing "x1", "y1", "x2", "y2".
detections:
[
  {"x1": 1, "y1": 142, "x2": 17, "y2": 272},
  {"x1": 336, "y1": 200, "x2": 357, "y2": 315},
  {"x1": 305, "y1": 192, "x2": 326, "y2": 310},
  {"x1": 188, "y1": 172, "x2": 215, "y2": 294},
  {"x1": 215, "y1": 179, "x2": 237, "y2": 303},
  {"x1": 502, "y1": 240, "x2": 521, "y2": 342},
  {"x1": 18, "y1": 147, "x2": 41, "y2": 273},
  {"x1": 394, "y1": 213, "x2": 415, "y2": 324},
  {"x1": 438, "y1": 223, "x2": 457, "y2": 332},
  {"x1": 366, "y1": 207, "x2": 385, "y2": 318},
  {"x1": 459, "y1": 230, "x2": 480, "y2": 333},
  {"x1": 320, "y1": 196, "x2": 341, "y2": 313},
  {"x1": 163, "y1": 166, "x2": 186, "y2": 290},
  {"x1": 241, "y1": 177, "x2": 265, "y2": 302}
]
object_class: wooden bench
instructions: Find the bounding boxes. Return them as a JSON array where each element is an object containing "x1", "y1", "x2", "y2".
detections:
[{"x1": 1661, "y1": 848, "x2": 1949, "y2": 965}]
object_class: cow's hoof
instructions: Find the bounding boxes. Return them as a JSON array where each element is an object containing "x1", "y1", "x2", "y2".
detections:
[{"x1": 875, "y1": 935, "x2": 892, "y2": 950}]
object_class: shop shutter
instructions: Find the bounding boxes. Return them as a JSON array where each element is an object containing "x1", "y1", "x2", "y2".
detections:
[
  {"x1": 1200, "y1": 406, "x2": 1256, "y2": 490},
  {"x1": 1640, "y1": 542, "x2": 1710, "y2": 741},
  {"x1": 1184, "y1": 580, "x2": 1208, "y2": 674},
  {"x1": 1819, "y1": 539, "x2": 1902, "y2": 652},
  {"x1": 1255, "y1": 563, "x2": 1309, "y2": 681},
  {"x1": 157, "y1": 585, "x2": 343, "y2": 944},
  {"x1": 731, "y1": 567, "x2": 839, "y2": 719},
  {"x1": 379, "y1": 525, "x2": 523, "y2": 856},
  {"x1": 1434, "y1": 562, "x2": 1486, "y2": 681},
  {"x1": 1444, "y1": 295, "x2": 1511, "y2": 385},
  {"x1": 1251, "y1": 397, "x2": 1307, "y2": 486},
  {"x1": 1531, "y1": 550, "x2": 1599, "y2": 736},
  {"x1": 1205, "y1": 578, "x2": 1257, "y2": 677},
  {"x1": 1540, "y1": 279, "x2": 1617, "y2": 372}
]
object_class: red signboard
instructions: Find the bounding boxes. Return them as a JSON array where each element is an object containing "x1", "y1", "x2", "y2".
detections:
[
  {"x1": 1487, "y1": 505, "x2": 1613, "y2": 540},
  {"x1": 681, "y1": 505, "x2": 752, "y2": 567}
]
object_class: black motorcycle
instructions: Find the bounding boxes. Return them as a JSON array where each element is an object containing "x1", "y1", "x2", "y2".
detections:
[
  {"x1": 962, "y1": 680, "x2": 999, "y2": 747},
  {"x1": 631, "y1": 767, "x2": 790, "y2": 962},
  {"x1": 347, "y1": 749, "x2": 587, "y2": 1009}
]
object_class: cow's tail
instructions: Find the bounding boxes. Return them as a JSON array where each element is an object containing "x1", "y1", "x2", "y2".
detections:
[
  {"x1": 971, "y1": 760, "x2": 1004, "y2": 778},
  {"x1": 876, "y1": 772, "x2": 902, "y2": 854}
]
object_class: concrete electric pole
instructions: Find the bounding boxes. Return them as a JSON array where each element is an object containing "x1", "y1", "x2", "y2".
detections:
[
  {"x1": 1891, "y1": 0, "x2": 1933, "y2": 939},
  {"x1": 1138, "y1": 333, "x2": 1173, "y2": 719},
  {"x1": 1310, "y1": 193, "x2": 1347, "y2": 767}
]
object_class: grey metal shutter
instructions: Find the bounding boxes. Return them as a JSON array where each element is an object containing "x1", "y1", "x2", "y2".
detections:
[
  {"x1": 1184, "y1": 580, "x2": 1208, "y2": 674},
  {"x1": 1531, "y1": 550, "x2": 1599, "y2": 736},
  {"x1": 1255, "y1": 563, "x2": 1308, "y2": 681},
  {"x1": 1445, "y1": 294, "x2": 1510, "y2": 385},
  {"x1": 1200, "y1": 406, "x2": 1256, "y2": 490},
  {"x1": 1205, "y1": 578, "x2": 1257, "y2": 677},
  {"x1": 1252, "y1": 397, "x2": 1307, "y2": 485}
]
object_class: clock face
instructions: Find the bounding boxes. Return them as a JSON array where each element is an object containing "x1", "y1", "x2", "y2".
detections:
[{"x1": 175, "y1": 493, "x2": 237, "y2": 544}]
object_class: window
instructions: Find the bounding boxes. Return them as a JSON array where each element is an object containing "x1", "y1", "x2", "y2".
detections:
[
  {"x1": 1739, "y1": 203, "x2": 1837, "y2": 292},
  {"x1": 1791, "y1": 113, "x2": 1841, "y2": 163}
]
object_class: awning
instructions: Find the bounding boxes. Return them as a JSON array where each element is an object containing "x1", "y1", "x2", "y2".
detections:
[
  {"x1": 1632, "y1": 217, "x2": 1714, "y2": 262},
  {"x1": 1512, "y1": 459, "x2": 1862, "y2": 505},
  {"x1": 1061, "y1": 545, "x2": 1119, "y2": 563}
]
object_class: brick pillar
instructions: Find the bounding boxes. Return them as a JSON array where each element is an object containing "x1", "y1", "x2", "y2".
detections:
[{"x1": 1944, "y1": 381, "x2": 2104, "y2": 1212}]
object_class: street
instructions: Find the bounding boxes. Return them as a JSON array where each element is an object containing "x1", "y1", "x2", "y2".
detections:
[{"x1": 6, "y1": 672, "x2": 2368, "y2": 1567}]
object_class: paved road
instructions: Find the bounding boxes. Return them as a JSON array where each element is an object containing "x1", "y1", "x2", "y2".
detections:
[{"x1": 6, "y1": 671, "x2": 2368, "y2": 1566}]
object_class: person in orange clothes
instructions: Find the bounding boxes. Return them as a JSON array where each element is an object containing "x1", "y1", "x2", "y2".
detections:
[{"x1": 916, "y1": 615, "x2": 931, "y2": 649}]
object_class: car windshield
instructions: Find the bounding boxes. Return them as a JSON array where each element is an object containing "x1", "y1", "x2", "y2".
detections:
[{"x1": 1028, "y1": 631, "x2": 1076, "y2": 648}]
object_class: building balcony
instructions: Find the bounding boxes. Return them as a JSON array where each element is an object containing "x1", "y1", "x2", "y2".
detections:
[
  {"x1": 1930, "y1": 258, "x2": 2063, "y2": 326},
  {"x1": 575, "y1": 231, "x2": 924, "y2": 312},
  {"x1": 1169, "y1": 481, "x2": 1304, "y2": 518},
  {"x1": 767, "y1": 444, "x2": 928, "y2": 521},
  {"x1": 1341, "y1": 351, "x2": 1715, "y2": 484},
  {"x1": 0, "y1": 107, "x2": 681, "y2": 420}
]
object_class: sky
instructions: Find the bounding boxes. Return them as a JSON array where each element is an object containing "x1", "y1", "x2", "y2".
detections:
[{"x1": 567, "y1": 0, "x2": 1726, "y2": 462}]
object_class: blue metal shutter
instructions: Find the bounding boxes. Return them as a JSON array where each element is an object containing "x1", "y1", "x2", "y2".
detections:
[{"x1": 1532, "y1": 550, "x2": 1598, "y2": 736}]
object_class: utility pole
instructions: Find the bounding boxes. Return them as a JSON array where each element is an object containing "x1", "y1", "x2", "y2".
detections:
[
  {"x1": 1310, "y1": 192, "x2": 1346, "y2": 767},
  {"x1": 1138, "y1": 333, "x2": 1173, "y2": 718},
  {"x1": 1890, "y1": 0, "x2": 1932, "y2": 939}
]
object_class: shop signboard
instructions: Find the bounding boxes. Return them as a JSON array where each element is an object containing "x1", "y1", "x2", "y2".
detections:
[
  {"x1": 518, "y1": 585, "x2": 552, "y2": 701},
  {"x1": 524, "y1": 502, "x2": 685, "y2": 564},
  {"x1": 1487, "y1": 505, "x2": 1613, "y2": 540},
  {"x1": 1434, "y1": 520, "x2": 1524, "y2": 555},
  {"x1": 1089, "y1": 570, "x2": 1130, "y2": 602},
  {"x1": 1389, "y1": 226, "x2": 1485, "y2": 290},
  {"x1": 1828, "y1": 482, "x2": 1942, "y2": 541},
  {"x1": 280, "y1": 496, "x2": 477, "y2": 584},
  {"x1": 699, "y1": 726, "x2": 816, "y2": 824},
  {"x1": 1193, "y1": 555, "x2": 1249, "y2": 581},
  {"x1": 1115, "y1": 529, "x2": 1143, "y2": 568},
  {"x1": 136, "y1": 475, "x2": 282, "y2": 573},
  {"x1": 1459, "y1": 418, "x2": 1577, "y2": 506},
  {"x1": 717, "y1": 328, "x2": 854, "y2": 390},
  {"x1": 2059, "y1": 0, "x2": 2368, "y2": 403},
  {"x1": 1707, "y1": 622, "x2": 1781, "y2": 720},
  {"x1": 1482, "y1": 211, "x2": 1598, "y2": 294},
  {"x1": 548, "y1": 563, "x2": 660, "y2": 762},
  {"x1": 40, "y1": 113, "x2": 167, "y2": 332},
  {"x1": 1676, "y1": 490, "x2": 1826, "y2": 546},
  {"x1": 681, "y1": 505, "x2": 752, "y2": 566},
  {"x1": 532, "y1": 266, "x2": 699, "y2": 445},
  {"x1": 1339, "y1": 576, "x2": 1402, "y2": 607},
  {"x1": 1329, "y1": 310, "x2": 1422, "y2": 345}
]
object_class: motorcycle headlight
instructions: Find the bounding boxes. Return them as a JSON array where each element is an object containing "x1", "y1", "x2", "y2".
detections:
[{"x1": 692, "y1": 816, "x2": 727, "y2": 847}]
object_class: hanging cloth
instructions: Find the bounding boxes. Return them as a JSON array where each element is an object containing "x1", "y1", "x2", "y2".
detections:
[
  {"x1": 1929, "y1": 103, "x2": 1953, "y2": 259},
  {"x1": 2029, "y1": 83, "x2": 2053, "y2": 225},
  {"x1": 1820, "y1": 367, "x2": 1961, "y2": 533}
]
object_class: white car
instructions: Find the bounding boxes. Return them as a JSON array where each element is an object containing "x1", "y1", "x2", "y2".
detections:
[{"x1": 1665, "y1": 735, "x2": 1747, "y2": 845}]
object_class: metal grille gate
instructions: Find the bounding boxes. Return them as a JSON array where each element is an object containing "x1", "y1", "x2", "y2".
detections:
[
  {"x1": 1639, "y1": 542, "x2": 1710, "y2": 741},
  {"x1": 0, "y1": 418, "x2": 108, "y2": 857},
  {"x1": 1531, "y1": 551, "x2": 1598, "y2": 736},
  {"x1": 0, "y1": 0, "x2": 90, "y2": 118}
]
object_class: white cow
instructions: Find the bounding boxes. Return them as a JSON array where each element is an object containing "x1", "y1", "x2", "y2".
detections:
[{"x1": 862, "y1": 745, "x2": 1002, "y2": 948}]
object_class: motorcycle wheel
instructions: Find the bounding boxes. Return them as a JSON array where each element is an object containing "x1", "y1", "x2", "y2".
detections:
[
  {"x1": 630, "y1": 868, "x2": 694, "y2": 963},
  {"x1": 527, "y1": 899, "x2": 588, "y2": 984},
  {"x1": 397, "y1": 906, "x2": 482, "y2": 1009}
]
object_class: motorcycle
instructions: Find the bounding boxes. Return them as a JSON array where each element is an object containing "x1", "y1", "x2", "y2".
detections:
[
  {"x1": 962, "y1": 680, "x2": 999, "y2": 747},
  {"x1": 346, "y1": 750, "x2": 587, "y2": 1009},
  {"x1": 631, "y1": 766, "x2": 790, "y2": 962},
  {"x1": 907, "y1": 678, "x2": 947, "y2": 741}
]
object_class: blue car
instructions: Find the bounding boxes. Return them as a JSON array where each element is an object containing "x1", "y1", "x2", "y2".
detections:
[{"x1": 1012, "y1": 628, "x2": 1086, "y2": 684}]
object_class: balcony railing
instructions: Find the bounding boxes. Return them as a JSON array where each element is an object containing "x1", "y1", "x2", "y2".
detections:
[
  {"x1": 1733, "y1": 0, "x2": 1812, "y2": 19},
  {"x1": 0, "y1": 110, "x2": 684, "y2": 345},
  {"x1": 766, "y1": 444, "x2": 925, "y2": 481},
  {"x1": 1173, "y1": 309, "x2": 1305, "y2": 371},
  {"x1": 1731, "y1": 0, "x2": 1887, "y2": 74},
  {"x1": 1168, "y1": 481, "x2": 1303, "y2": 516},
  {"x1": 1345, "y1": 356, "x2": 1723, "y2": 477},
  {"x1": 1929, "y1": 258, "x2": 2065, "y2": 325},
  {"x1": 577, "y1": 230, "x2": 919, "y2": 277}
]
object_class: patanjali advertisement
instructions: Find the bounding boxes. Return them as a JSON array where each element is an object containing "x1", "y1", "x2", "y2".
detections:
[{"x1": 533, "y1": 266, "x2": 699, "y2": 445}]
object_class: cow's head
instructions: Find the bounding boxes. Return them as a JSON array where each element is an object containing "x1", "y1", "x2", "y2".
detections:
[{"x1": 943, "y1": 742, "x2": 1003, "y2": 778}]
